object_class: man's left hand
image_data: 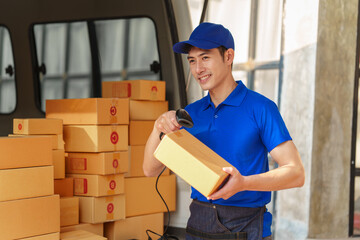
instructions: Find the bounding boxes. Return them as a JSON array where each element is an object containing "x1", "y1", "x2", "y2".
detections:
[{"x1": 207, "y1": 167, "x2": 246, "y2": 200}]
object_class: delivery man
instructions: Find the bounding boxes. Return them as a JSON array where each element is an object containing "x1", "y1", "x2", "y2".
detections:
[{"x1": 143, "y1": 22, "x2": 305, "y2": 240}]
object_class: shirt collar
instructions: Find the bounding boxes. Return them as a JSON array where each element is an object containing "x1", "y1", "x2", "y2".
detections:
[{"x1": 201, "y1": 80, "x2": 248, "y2": 110}]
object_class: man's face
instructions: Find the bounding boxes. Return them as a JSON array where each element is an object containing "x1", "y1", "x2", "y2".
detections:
[{"x1": 187, "y1": 47, "x2": 230, "y2": 91}]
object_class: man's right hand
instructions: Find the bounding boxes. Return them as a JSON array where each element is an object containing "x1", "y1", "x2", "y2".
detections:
[
  {"x1": 143, "y1": 110, "x2": 181, "y2": 177},
  {"x1": 154, "y1": 110, "x2": 182, "y2": 137}
]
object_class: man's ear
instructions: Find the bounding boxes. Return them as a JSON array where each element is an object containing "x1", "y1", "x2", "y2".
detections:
[{"x1": 225, "y1": 48, "x2": 235, "y2": 65}]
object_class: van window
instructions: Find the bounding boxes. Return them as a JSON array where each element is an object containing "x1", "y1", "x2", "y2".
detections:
[
  {"x1": 95, "y1": 18, "x2": 160, "y2": 82},
  {"x1": 33, "y1": 17, "x2": 160, "y2": 112},
  {"x1": 0, "y1": 26, "x2": 16, "y2": 113},
  {"x1": 34, "y1": 22, "x2": 92, "y2": 111}
]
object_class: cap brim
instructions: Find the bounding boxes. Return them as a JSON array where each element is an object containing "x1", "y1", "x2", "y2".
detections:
[{"x1": 173, "y1": 40, "x2": 221, "y2": 54}]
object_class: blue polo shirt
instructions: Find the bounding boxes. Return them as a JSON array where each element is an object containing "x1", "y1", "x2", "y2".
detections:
[{"x1": 183, "y1": 81, "x2": 291, "y2": 237}]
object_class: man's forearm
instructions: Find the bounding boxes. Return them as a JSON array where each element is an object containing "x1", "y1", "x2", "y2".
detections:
[{"x1": 143, "y1": 129, "x2": 166, "y2": 177}]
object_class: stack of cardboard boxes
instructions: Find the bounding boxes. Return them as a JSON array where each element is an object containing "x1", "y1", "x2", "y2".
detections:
[
  {"x1": 11, "y1": 118, "x2": 77, "y2": 233},
  {"x1": 46, "y1": 98, "x2": 130, "y2": 235},
  {"x1": 0, "y1": 134, "x2": 60, "y2": 239},
  {"x1": 11, "y1": 118, "x2": 66, "y2": 180},
  {"x1": 102, "y1": 80, "x2": 176, "y2": 240}
]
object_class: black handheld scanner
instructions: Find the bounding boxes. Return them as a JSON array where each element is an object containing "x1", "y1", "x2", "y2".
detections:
[{"x1": 159, "y1": 109, "x2": 194, "y2": 140}]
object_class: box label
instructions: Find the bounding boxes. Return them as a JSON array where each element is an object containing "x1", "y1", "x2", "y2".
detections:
[
  {"x1": 106, "y1": 197, "x2": 115, "y2": 220},
  {"x1": 110, "y1": 131, "x2": 119, "y2": 144},
  {"x1": 109, "y1": 180, "x2": 116, "y2": 190},
  {"x1": 74, "y1": 178, "x2": 88, "y2": 194},
  {"x1": 113, "y1": 159, "x2": 119, "y2": 169},
  {"x1": 110, "y1": 106, "x2": 117, "y2": 116},
  {"x1": 151, "y1": 85, "x2": 158, "y2": 99},
  {"x1": 69, "y1": 158, "x2": 87, "y2": 170},
  {"x1": 107, "y1": 203, "x2": 114, "y2": 213},
  {"x1": 112, "y1": 82, "x2": 131, "y2": 97}
]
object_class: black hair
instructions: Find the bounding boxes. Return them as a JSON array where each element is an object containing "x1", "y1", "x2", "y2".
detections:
[{"x1": 217, "y1": 46, "x2": 228, "y2": 59}]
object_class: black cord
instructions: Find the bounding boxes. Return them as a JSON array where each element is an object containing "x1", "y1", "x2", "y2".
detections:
[{"x1": 145, "y1": 167, "x2": 179, "y2": 240}]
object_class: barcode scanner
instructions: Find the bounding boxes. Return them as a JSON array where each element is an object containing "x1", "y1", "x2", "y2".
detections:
[{"x1": 159, "y1": 109, "x2": 194, "y2": 140}]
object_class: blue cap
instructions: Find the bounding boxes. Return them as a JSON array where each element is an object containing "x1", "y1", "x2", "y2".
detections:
[{"x1": 173, "y1": 22, "x2": 234, "y2": 54}]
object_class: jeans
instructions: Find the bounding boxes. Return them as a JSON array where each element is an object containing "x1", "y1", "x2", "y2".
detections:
[{"x1": 185, "y1": 200, "x2": 269, "y2": 240}]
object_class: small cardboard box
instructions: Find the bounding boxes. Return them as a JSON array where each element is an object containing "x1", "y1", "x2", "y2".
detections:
[
  {"x1": 104, "y1": 213, "x2": 163, "y2": 240},
  {"x1": 66, "y1": 151, "x2": 128, "y2": 175},
  {"x1": 46, "y1": 98, "x2": 129, "y2": 125},
  {"x1": 129, "y1": 120, "x2": 154, "y2": 145},
  {"x1": 61, "y1": 223, "x2": 103, "y2": 236},
  {"x1": 154, "y1": 129, "x2": 233, "y2": 197},
  {"x1": 54, "y1": 178, "x2": 74, "y2": 197},
  {"x1": 0, "y1": 195, "x2": 60, "y2": 239},
  {"x1": 0, "y1": 166, "x2": 54, "y2": 202},
  {"x1": 0, "y1": 136, "x2": 52, "y2": 170},
  {"x1": 67, "y1": 174, "x2": 125, "y2": 197},
  {"x1": 9, "y1": 134, "x2": 64, "y2": 150},
  {"x1": 53, "y1": 149, "x2": 65, "y2": 179},
  {"x1": 125, "y1": 145, "x2": 169, "y2": 178},
  {"x1": 64, "y1": 125, "x2": 128, "y2": 152},
  {"x1": 102, "y1": 80, "x2": 166, "y2": 101},
  {"x1": 19, "y1": 232, "x2": 60, "y2": 240},
  {"x1": 60, "y1": 230, "x2": 106, "y2": 240},
  {"x1": 130, "y1": 100, "x2": 168, "y2": 120},
  {"x1": 60, "y1": 197, "x2": 79, "y2": 227},
  {"x1": 13, "y1": 118, "x2": 63, "y2": 135},
  {"x1": 78, "y1": 195, "x2": 126, "y2": 224},
  {"x1": 125, "y1": 175, "x2": 176, "y2": 217}
]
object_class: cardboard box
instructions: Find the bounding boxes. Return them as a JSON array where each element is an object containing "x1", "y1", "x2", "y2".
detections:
[
  {"x1": 64, "y1": 125, "x2": 128, "y2": 152},
  {"x1": 67, "y1": 174, "x2": 124, "y2": 197},
  {"x1": 13, "y1": 118, "x2": 63, "y2": 135},
  {"x1": 0, "y1": 136, "x2": 52, "y2": 170},
  {"x1": 46, "y1": 98, "x2": 129, "y2": 125},
  {"x1": 104, "y1": 213, "x2": 163, "y2": 240},
  {"x1": 19, "y1": 232, "x2": 60, "y2": 240},
  {"x1": 0, "y1": 195, "x2": 60, "y2": 239},
  {"x1": 61, "y1": 223, "x2": 103, "y2": 236},
  {"x1": 60, "y1": 197, "x2": 79, "y2": 227},
  {"x1": 54, "y1": 178, "x2": 74, "y2": 197},
  {"x1": 66, "y1": 151, "x2": 128, "y2": 175},
  {"x1": 53, "y1": 149, "x2": 65, "y2": 179},
  {"x1": 60, "y1": 230, "x2": 106, "y2": 240},
  {"x1": 0, "y1": 166, "x2": 54, "y2": 202},
  {"x1": 125, "y1": 145, "x2": 169, "y2": 178},
  {"x1": 78, "y1": 195, "x2": 125, "y2": 224},
  {"x1": 130, "y1": 100, "x2": 168, "y2": 120},
  {"x1": 9, "y1": 134, "x2": 64, "y2": 150},
  {"x1": 102, "y1": 80, "x2": 166, "y2": 101},
  {"x1": 125, "y1": 175, "x2": 176, "y2": 217},
  {"x1": 129, "y1": 120, "x2": 154, "y2": 145},
  {"x1": 154, "y1": 129, "x2": 233, "y2": 197}
]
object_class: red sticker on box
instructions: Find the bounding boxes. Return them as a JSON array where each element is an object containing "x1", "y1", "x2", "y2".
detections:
[
  {"x1": 18, "y1": 123, "x2": 22, "y2": 130},
  {"x1": 110, "y1": 106, "x2": 117, "y2": 116},
  {"x1": 151, "y1": 86, "x2": 158, "y2": 92},
  {"x1": 110, "y1": 132, "x2": 119, "y2": 144},
  {"x1": 107, "y1": 203, "x2": 114, "y2": 213},
  {"x1": 109, "y1": 180, "x2": 116, "y2": 190},
  {"x1": 113, "y1": 159, "x2": 118, "y2": 169}
]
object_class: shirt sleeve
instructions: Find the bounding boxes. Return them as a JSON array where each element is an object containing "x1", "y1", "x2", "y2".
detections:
[{"x1": 256, "y1": 100, "x2": 292, "y2": 152}]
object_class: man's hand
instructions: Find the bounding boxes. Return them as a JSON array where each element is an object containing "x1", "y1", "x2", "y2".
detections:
[
  {"x1": 154, "y1": 110, "x2": 181, "y2": 135},
  {"x1": 207, "y1": 167, "x2": 246, "y2": 200},
  {"x1": 143, "y1": 110, "x2": 181, "y2": 177}
]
